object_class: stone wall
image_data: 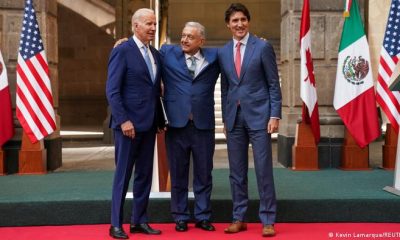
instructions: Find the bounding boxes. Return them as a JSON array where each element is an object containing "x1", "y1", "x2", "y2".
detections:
[
  {"x1": 368, "y1": 0, "x2": 391, "y2": 85},
  {"x1": 58, "y1": 4, "x2": 114, "y2": 127},
  {"x1": 168, "y1": 0, "x2": 280, "y2": 45},
  {"x1": 278, "y1": 0, "x2": 367, "y2": 167}
]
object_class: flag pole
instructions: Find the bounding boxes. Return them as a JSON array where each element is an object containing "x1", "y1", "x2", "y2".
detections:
[
  {"x1": 383, "y1": 67, "x2": 400, "y2": 196},
  {"x1": 383, "y1": 130, "x2": 400, "y2": 196},
  {"x1": 293, "y1": 0, "x2": 320, "y2": 170},
  {"x1": 382, "y1": 123, "x2": 397, "y2": 170},
  {"x1": 16, "y1": 0, "x2": 55, "y2": 174}
]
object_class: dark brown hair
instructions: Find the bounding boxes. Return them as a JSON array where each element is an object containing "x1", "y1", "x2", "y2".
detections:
[{"x1": 224, "y1": 3, "x2": 251, "y2": 23}]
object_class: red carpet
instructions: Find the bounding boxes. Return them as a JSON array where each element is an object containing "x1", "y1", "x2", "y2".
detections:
[{"x1": 1, "y1": 223, "x2": 399, "y2": 240}]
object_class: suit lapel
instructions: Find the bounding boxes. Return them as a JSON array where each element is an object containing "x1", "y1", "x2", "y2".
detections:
[
  {"x1": 128, "y1": 38, "x2": 153, "y2": 84},
  {"x1": 226, "y1": 40, "x2": 240, "y2": 83},
  {"x1": 173, "y1": 47, "x2": 191, "y2": 78},
  {"x1": 195, "y1": 48, "x2": 213, "y2": 80},
  {"x1": 239, "y1": 35, "x2": 256, "y2": 81}
]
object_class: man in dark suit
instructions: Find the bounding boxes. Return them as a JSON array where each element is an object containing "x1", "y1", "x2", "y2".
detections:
[
  {"x1": 218, "y1": 3, "x2": 282, "y2": 237},
  {"x1": 160, "y1": 22, "x2": 220, "y2": 232},
  {"x1": 106, "y1": 8, "x2": 162, "y2": 239}
]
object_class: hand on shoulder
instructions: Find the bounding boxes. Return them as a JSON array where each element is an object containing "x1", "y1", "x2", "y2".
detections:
[{"x1": 114, "y1": 37, "x2": 129, "y2": 48}]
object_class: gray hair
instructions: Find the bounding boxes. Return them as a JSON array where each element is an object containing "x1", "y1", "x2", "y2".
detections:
[
  {"x1": 131, "y1": 8, "x2": 154, "y2": 32},
  {"x1": 184, "y1": 21, "x2": 206, "y2": 39}
]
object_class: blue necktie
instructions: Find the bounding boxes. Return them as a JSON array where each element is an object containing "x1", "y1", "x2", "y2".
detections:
[{"x1": 143, "y1": 45, "x2": 155, "y2": 82}]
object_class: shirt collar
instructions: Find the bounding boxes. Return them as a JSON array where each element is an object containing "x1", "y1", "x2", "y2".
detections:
[
  {"x1": 133, "y1": 35, "x2": 148, "y2": 49},
  {"x1": 233, "y1": 32, "x2": 250, "y2": 47},
  {"x1": 184, "y1": 49, "x2": 202, "y2": 60}
]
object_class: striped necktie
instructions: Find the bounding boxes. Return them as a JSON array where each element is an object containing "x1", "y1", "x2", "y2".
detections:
[{"x1": 188, "y1": 56, "x2": 197, "y2": 78}]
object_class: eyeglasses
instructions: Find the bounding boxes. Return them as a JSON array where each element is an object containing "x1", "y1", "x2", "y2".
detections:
[{"x1": 181, "y1": 34, "x2": 197, "y2": 41}]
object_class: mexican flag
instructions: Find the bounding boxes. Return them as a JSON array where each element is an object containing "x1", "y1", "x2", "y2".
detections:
[
  {"x1": 0, "y1": 50, "x2": 14, "y2": 147},
  {"x1": 333, "y1": 0, "x2": 380, "y2": 148}
]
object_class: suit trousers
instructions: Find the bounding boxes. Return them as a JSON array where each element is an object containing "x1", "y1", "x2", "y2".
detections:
[
  {"x1": 111, "y1": 128, "x2": 156, "y2": 227},
  {"x1": 166, "y1": 121, "x2": 215, "y2": 222},
  {"x1": 226, "y1": 107, "x2": 277, "y2": 225}
]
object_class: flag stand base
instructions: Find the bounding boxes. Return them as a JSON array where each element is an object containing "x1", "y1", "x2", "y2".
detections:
[
  {"x1": 292, "y1": 122, "x2": 319, "y2": 170},
  {"x1": 0, "y1": 148, "x2": 6, "y2": 175},
  {"x1": 383, "y1": 123, "x2": 396, "y2": 170},
  {"x1": 383, "y1": 186, "x2": 400, "y2": 197},
  {"x1": 340, "y1": 129, "x2": 371, "y2": 170},
  {"x1": 18, "y1": 132, "x2": 47, "y2": 174}
]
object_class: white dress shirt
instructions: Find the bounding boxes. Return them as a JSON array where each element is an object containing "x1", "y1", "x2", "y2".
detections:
[
  {"x1": 184, "y1": 50, "x2": 208, "y2": 78},
  {"x1": 232, "y1": 32, "x2": 250, "y2": 64}
]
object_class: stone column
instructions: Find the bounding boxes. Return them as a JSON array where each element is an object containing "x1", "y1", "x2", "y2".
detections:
[
  {"x1": 115, "y1": 0, "x2": 152, "y2": 39},
  {"x1": 368, "y1": 0, "x2": 390, "y2": 82},
  {"x1": 0, "y1": 0, "x2": 60, "y2": 173},
  {"x1": 279, "y1": 0, "x2": 366, "y2": 168}
]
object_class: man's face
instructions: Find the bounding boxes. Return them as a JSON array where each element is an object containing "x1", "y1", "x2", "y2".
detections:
[
  {"x1": 226, "y1": 11, "x2": 249, "y2": 40},
  {"x1": 133, "y1": 13, "x2": 157, "y2": 44},
  {"x1": 180, "y1": 26, "x2": 204, "y2": 55}
]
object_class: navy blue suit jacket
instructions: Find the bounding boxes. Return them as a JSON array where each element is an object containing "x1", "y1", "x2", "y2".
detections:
[
  {"x1": 219, "y1": 34, "x2": 282, "y2": 131},
  {"x1": 106, "y1": 38, "x2": 162, "y2": 131},
  {"x1": 160, "y1": 44, "x2": 220, "y2": 130}
]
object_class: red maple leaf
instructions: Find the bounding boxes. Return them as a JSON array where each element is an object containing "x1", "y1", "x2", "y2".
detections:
[{"x1": 304, "y1": 48, "x2": 316, "y2": 87}]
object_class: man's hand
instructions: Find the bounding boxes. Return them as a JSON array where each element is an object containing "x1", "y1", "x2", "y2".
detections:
[
  {"x1": 267, "y1": 118, "x2": 279, "y2": 134},
  {"x1": 114, "y1": 37, "x2": 129, "y2": 48},
  {"x1": 254, "y1": 34, "x2": 267, "y2": 42},
  {"x1": 157, "y1": 127, "x2": 167, "y2": 134},
  {"x1": 121, "y1": 120, "x2": 135, "y2": 139}
]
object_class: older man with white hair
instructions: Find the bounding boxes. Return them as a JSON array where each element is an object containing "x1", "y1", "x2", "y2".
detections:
[
  {"x1": 160, "y1": 21, "x2": 220, "y2": 232},
  {"x1": 106, "y1": 8, "x2": 162, "y2": 239}
]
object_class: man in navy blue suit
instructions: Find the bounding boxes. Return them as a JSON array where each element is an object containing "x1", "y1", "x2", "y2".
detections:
[
  {"x1": 218, "y1": 3, "x2": 282, "y2": 237},
  {"x1": 160, "y1": 22, "x2": 220, "y2": 232},
  {"x1": 106, "y1": 8, "x2": 162, "y2": 239}
]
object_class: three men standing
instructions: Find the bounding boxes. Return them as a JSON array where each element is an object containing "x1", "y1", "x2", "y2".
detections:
[{"x1": 106, "y1": 2, "x2": 281, "y2": 239}]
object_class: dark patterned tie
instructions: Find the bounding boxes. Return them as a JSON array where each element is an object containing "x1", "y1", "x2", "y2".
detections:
[{"x1": 188, "y1": 56, "x2": 197, "y2": 78}]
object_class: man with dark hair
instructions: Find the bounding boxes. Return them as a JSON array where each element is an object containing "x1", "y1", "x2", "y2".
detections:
[{"x1": 219, "y1": 2, "x2": 282, "y2": 237}]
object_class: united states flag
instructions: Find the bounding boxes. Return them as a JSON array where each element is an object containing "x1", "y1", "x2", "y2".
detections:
[
  {"x1": 16, "y1": 0, "x2": 56, "y2": 143},
  {"x1": 376, "y1": 0, "x2": 400, "y2": 133}
]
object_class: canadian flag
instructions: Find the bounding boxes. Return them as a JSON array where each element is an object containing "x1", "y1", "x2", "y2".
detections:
[
  {"x1": 0, "y1": 50, "x2": 14, "y2": 147},
  {"x1": 300, "y1": 0, "x2": 320, "y2": 143}
]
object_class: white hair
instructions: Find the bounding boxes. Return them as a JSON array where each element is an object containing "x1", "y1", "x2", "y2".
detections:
[
  {"x1": 131, "y1": 8, "x2": 154, "y2": 32},
  {"x1": 184, "y1": 21, "x2": 206, "y2": 39}
]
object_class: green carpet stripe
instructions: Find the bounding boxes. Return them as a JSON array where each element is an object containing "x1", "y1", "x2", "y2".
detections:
[{"x1": 0, "y1": 169, "x2": 399, "y2": 226}]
